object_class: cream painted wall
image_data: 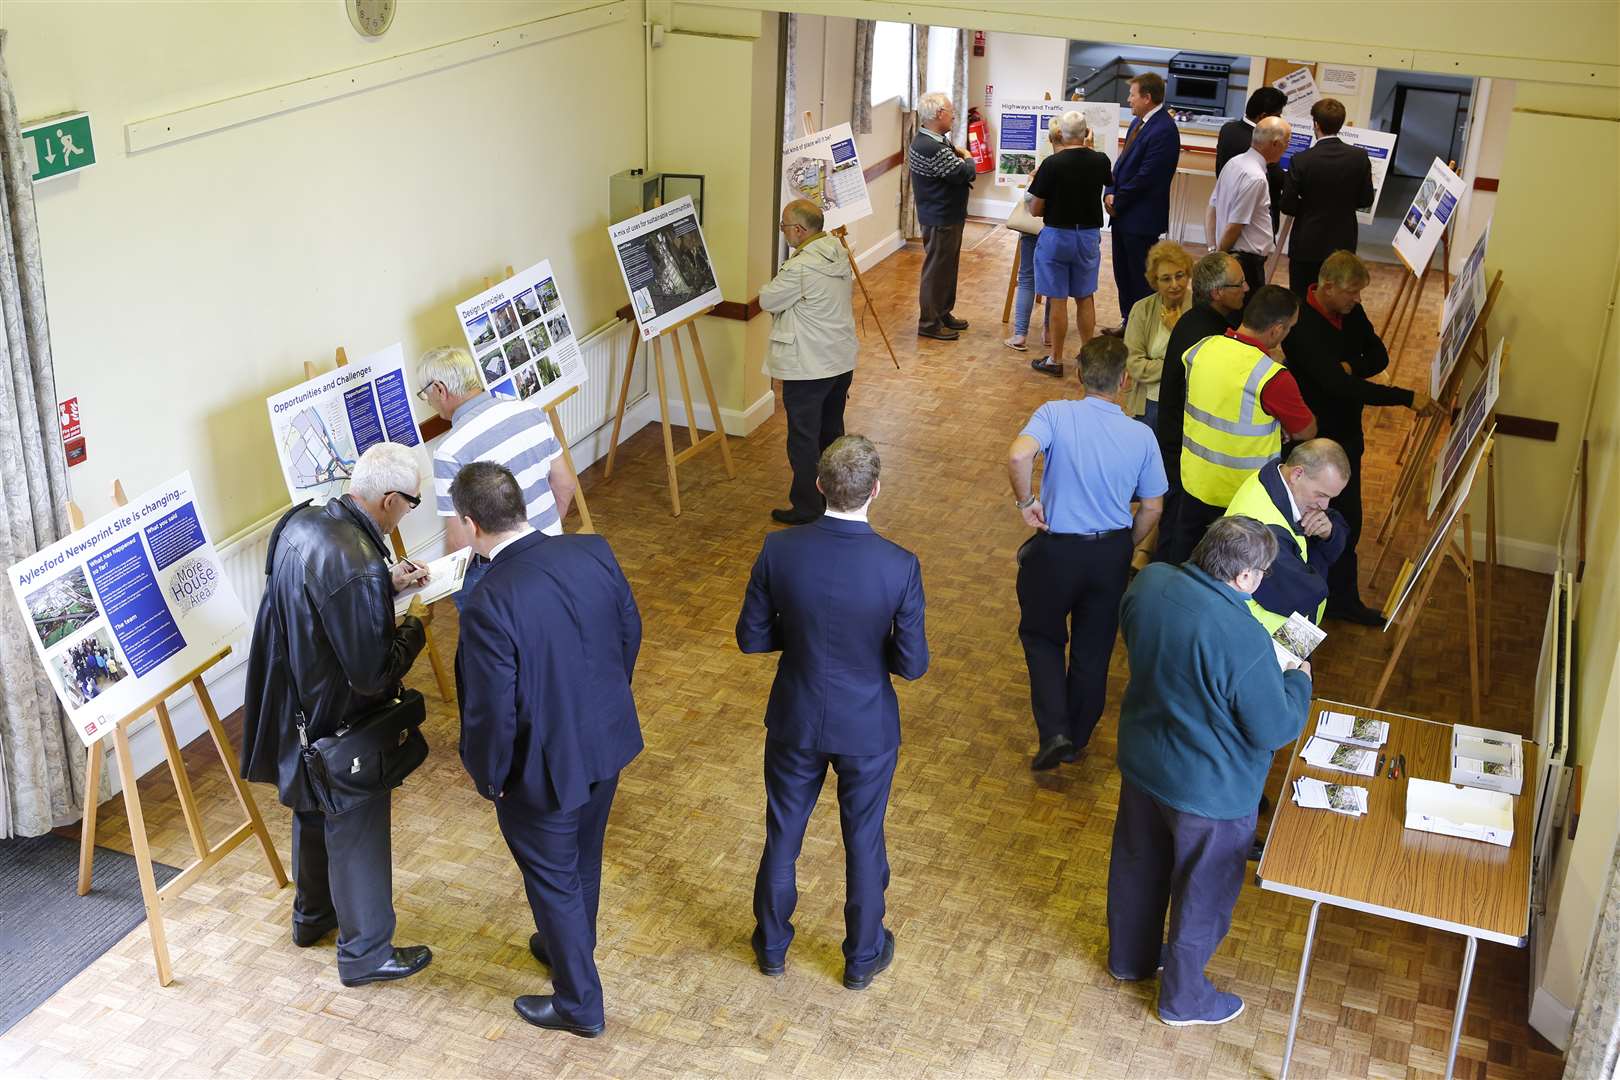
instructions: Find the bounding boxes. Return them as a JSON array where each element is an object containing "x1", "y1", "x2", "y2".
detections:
[
  {"x1": 7, "y1": 0, "x2": 647, "y2": 549},
  {"x1": 966, "y1": 32, "x2": 1068, "y2": 218}
]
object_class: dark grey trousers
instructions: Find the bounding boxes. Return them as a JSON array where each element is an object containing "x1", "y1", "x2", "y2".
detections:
[
  {"x1": 918, "y1": 222, "x2": 964, "y2": 329},
  {"x1": 293, "y1": 795, "x2": 396, "y2": 978}
]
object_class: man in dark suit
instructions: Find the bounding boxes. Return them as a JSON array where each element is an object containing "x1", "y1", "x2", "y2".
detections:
[
  {"x1": 1105, "y1": 73, "x2": 1180, "y2": 325},
  {"x1": 1216, "y1": 87, "x2": 1287, "y2": 231},
  {"x1": 737, "y1": 435, "x2": 928, "y2": 990},
  {"x1": 452, "y1": 462, "x2": 643, "y2": 1038},
  {"x1": 1278, "y1": 98, "x2": 1375, "y2": 295}
]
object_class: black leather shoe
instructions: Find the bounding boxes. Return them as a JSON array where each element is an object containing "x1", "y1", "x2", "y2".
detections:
[
  {"x1": 750, "y1": 928, "x2": 784, "y2": 976},
  {"x1": 528, "y1": 932, "x2": 550, "y2": 970},
  {"x1": 514, "y1": 995, "x2": 604, "y2": 1038},
  {"x1": 1059, "y1": 744, "x2": 1084, "y2": 764},
  {"x1": 1326, "y1": 599, "x2": 1385, "y2": 626},
  {"x1": 292, "y1": 914, "x2": 338, "y2": 948},
  {"x1": 339, "y1": 945, "x2": 432, "y2": 987},
  {"x1": 1032, "y1": 734, "x2": 1075, "y2": 771},
  {"x1": 1030, "y1": 356, "x2": 1065, "y2": 378},
  {"x1": 771, "y1": 507, "x2": 819, "y2": 526},
  {"x1": 843, "y1": 930, "x2": 895, "y2": 990},
  {"x1": 917, "y1": 324, "x2": 960, "y2": 341},
  {"x1": 941, "y1": 313, "x2": 970, "y2": 331}
]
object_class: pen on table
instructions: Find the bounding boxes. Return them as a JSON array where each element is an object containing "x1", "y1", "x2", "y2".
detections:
[
  {"x1": 1397, "y1": 753, "x2": 1407, "y2": 780},
  {"x1": 1376, "y1": 752, "x2": 1385, "y2": 777}
]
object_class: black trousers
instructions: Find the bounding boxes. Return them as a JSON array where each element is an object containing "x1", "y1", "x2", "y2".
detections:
[
  {"x1": 293, "y1": 795, "x2": 396, "y2": 978},
  {"x1": 781, "y1": 370, "x2": 853, "y2": 516},
  {"x1": 918, "y1": 222, "x2": 964, "y2": 329},
  {"x1": 1328, "y1": 443, "x2": 1366, "y2": 606},
  {"x1": 1015, "y1": 529, "x2": 1134, "y2": 748},
  {"x1": 1112, "y1": 229, "x2": 1157, "y2": 323},
  {"x1": 496, "y1": 775, "x2": 619, "y2": 1027},
  {"x1": 1162, "y1": 491, "x2": 1225, "y2": 566},
  {"x1": 1233, "y1": 250, "x2": 1268, "y2": 295},
  {"x1": 1288, "y1": 256, "x2": 1323, "y2": 298}
]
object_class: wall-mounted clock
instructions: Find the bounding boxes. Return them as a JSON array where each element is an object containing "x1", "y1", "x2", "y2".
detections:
[{"x1": 347, "y1": 0, "x2": 396, "y2": 37}]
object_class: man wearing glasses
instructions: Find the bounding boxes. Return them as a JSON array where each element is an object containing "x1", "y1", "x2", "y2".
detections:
[
  {"x1": 1153, "y1": 253, "x2": 1250, "y2": 562},
  {"x1": 241, "y1": 441, "x2": 435, "y2": 987}
]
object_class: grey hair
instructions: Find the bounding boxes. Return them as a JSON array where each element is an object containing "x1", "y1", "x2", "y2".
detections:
[
  {"x1": 1286, "y1": 438, "x2": 1352, "y2": 480},
  {"x1": 917, "y1": 91, "x2": 953, "y2": 125},
  {"x1": 783, "y1": 198, "x2": 824, "y2": 233},
  {"x1": 1192, "y1": 251, "x2": 1237, "y2": 305},
  {"x1": 818, "y1": 435, "x2": 881, "y2": 512},
  {"x1": 1192, "y1": 516, "x2": 1279, "y2": 583},
  {"x1": 1056, "y1": 109, "x2": 1090, "y2": 144},
  {"x1": 1252, "y1": 116, "x2": 1292, "y2": 149},
  {"x1": 415, "y1": 346, "x2": 483, "y2": 396},
  {"x1": 349, "y1": 442, "x2": 422, "y2": 503}
]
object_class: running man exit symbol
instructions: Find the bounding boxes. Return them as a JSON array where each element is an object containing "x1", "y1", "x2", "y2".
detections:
[{"x1": 21, "y1": 112, "x2": 96, "y2": 183}]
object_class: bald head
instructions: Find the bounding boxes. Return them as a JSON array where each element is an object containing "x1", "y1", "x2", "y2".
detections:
[
  {"x1": 779, "y1": 198, "x2": 825, "y2": 248},
  {"x1": 1253, "y1": 116, "x2": 1293, "y2": 164}
]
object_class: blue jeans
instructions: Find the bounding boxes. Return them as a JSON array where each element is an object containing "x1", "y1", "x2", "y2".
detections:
[
  {"x1": 1139, "y1": 399, "x2": 1159, "y2": 432},
  {"x1": 1013, "y1": 232, "x2": 1039, "y2": 336}
]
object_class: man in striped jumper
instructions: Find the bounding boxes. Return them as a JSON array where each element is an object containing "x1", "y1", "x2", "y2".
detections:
[
  {"x1": 907, "y1": 91, "x2": 978, "y2": 342},
  {"x1": 415, "y1": 346, "x2": 577, "y2": 607}
]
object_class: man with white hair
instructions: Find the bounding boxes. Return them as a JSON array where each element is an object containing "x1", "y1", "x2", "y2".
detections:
[
  {"x1": 241, "y1": 441, "x2": 435, "y2": 987},
  {"x1": 907, "y1": 90, "x2": 977, "y2": 341},
  {"x1": 416, "y1": 346, "x2": 577, "y2": 606},
  {"x1": 1206, "y1": 116, "x2": 1292, "y2": 294},
  {"x1": 1025, "y1": 109, "x2": 1112, "y2": 377}
]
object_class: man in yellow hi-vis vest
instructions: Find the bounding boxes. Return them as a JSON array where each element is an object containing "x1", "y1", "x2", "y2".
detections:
[
  {"x1": 1164, "y1": 285, "x2": 1317, "y2": 563},
  {"x1": 1221, "y1": 439, "x2": 1351, "y2": 634}
]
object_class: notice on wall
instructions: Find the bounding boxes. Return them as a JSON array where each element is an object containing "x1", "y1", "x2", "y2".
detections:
[
  {"x1": 1337, "y1": 126, "x2": 1398, "y2": 226},
  {"x1": 1392, "y1": 158, "x2": 1467, "y2": 275},
  {"x1": 1318, "y1": 65, "x2": 1362, "y2": 96},
  {"x1": 608, "y1": 196, "x2": 722, "y2": 340},
  {"x1": 782, "y1": 123, "x2": 872, "y2": 231},
  {"x1": 1429, "y1": 338, "x2": 1503, "y2": 518},
  {"x1": 995, "y1": 99, "x2": 1121, "y2": 187},
  {"x1": 1431, "y1": 220, "x2": 1492, "y2": 397},
  {"x1": 266, "y1": 343, "x2": 421, "y2": 505},
  {"x1": 7, "y1": 472, "x2": 246, "y2": 746},
  {"x1": 455, "y1": 259, "x2": 587, "y2": 407}
]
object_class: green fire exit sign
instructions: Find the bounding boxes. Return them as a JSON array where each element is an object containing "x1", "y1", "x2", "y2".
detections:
[{"x1": 22, "y1": 113, "x2": 95, "y2": 183}]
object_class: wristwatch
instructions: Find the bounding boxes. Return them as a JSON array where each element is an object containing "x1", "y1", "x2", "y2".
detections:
[{"x1": 1015, "y1": 493, "x2": 1038, "y2": 510}]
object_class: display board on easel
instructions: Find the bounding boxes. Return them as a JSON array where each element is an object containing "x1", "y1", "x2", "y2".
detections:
[{"x1": 6, "y1": 474, "x2": 287, "y2": 985}]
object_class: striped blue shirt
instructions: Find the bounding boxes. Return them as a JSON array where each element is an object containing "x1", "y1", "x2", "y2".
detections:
[{"x1": 434, "y1": 392, "x2": 563, "y2": 534}]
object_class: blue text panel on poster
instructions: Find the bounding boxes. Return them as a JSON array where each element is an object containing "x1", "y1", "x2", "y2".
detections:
[
  {"x1": 87, "y1": 535, "x2": 183, "y2": 677},
  {"x1": 1001, "y1": 114, "x2": 1037, "y2": 151},
  {"x1": 375, "y1": 369, "x2": 420, "y2": 446},
  {"x1": 344, "y1": 385, "x2": 385, "y2": 455},
  {"x1": 144, "y1": 504, "x2": 206, "y2": 572}
]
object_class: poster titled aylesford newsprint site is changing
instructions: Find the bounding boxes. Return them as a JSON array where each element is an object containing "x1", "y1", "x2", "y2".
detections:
[
  {"x1": 782, "y1": 123, "x2": 872, "y2": 231},
  {"x1": 7, "y1": 472, "x2": 246, "y2": 746},
  {"x1": 266, "y1": 343, "x2": 421, "y2": 504},
  {"x1": 609, "y1": 196, "x2": 722, "y2": 340},
  {"x1": 455, "y1": 258, "x2": 586, "y2": 406}
]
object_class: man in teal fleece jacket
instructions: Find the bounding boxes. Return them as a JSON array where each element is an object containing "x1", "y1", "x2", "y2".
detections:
[{"x1": 1107, "y1": 515, "x2": 1313, "y2": 1027}]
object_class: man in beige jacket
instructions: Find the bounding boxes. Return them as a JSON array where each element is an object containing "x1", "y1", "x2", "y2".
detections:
[{"x1": 760, "y1": 198, "x2": 858, "y2": 525}]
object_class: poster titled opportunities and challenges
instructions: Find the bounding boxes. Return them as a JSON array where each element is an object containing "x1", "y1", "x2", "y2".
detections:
[
  {"x1": 8, "y1": 473, "x2": 247, "y2": 746},
  {"x1": 265, "y1": 343, "x2": 421, "y2": 504},
  {"x1": 455, "y1": 258, "x2": 587, "y2": 407},
  {"x1": 609, "y1": 196, "x2": 723, "y2": 340}
]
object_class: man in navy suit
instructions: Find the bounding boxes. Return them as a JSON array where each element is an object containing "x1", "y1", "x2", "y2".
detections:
[
  {"x1": 451, "y1": 462, "x2": 643, "y2": 1038},
  {"x1": 1105, "y1": 73, "x2": 1181, "y2": 326},
  {"x1": 736, "y1": 435, "x2": 928, "y2": 990}
]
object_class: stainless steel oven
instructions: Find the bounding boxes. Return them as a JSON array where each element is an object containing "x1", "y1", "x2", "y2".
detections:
[{"x1": 1166, "y1": 52, "x2": 1232, "y2": 116}]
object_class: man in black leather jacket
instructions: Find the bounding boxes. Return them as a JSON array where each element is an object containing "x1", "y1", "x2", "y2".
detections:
[{"x1": 240, "y1": 442, "x2": 433, "y2": 987}]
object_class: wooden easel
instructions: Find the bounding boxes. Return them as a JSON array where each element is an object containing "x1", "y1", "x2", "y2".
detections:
[
  {"x1": 73, "y1": 482, "x2": 288, "y2": 987},
  {"x1": 304, "y1": 348, "x2": 453, "y2": 702},
  {"x1": 481, "y1": 265, "x2": 594, "y2": 532},
  {"x1": 601, "y1": 307, "x2": 737, "y2": 516},
  {"x1": 799, "y1": 111, "x2": 899, "y2": 370},
  {"x1": 1377, "y1": 159, "x2": 1458, "y2": 382},
  {"x1": 1371, "y1": 439, "x2": 1492, "y2": 724}
]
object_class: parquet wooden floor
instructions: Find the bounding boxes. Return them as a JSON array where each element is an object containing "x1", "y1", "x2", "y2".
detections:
[{"x1": 1, "y1": 230, "x2": 1563, "y2": 1079}]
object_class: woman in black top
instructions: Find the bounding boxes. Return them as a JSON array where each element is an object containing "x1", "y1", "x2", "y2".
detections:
[{"x1": 1027, "y1": 111, "x2": 1113, "y2": 377}]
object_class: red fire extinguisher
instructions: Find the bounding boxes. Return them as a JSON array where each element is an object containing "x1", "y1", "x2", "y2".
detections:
[{"x1": 966, "y1": 108, "x2": 993, "y2": 173}]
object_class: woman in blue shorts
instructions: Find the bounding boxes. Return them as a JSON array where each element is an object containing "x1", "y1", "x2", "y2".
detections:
[{"x1": 1026, "y1": 110, "x2": 1113, "y2": 377}]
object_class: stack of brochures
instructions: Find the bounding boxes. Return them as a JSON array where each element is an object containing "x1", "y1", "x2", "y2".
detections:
[
  {"x1": 1314, "y1": 710, "x2": 1389, "y2": 749},
  {"x1": 1300, "y1": 735, "x2": 1379, "y2": 776},
  {"x1": 1291, "y1": 776, "x2": 1368, "y2": 817}
]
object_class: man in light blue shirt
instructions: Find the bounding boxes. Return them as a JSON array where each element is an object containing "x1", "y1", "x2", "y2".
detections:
[{"x1": 1007, "y1": 336, "x2": 1167, "y2": 770}]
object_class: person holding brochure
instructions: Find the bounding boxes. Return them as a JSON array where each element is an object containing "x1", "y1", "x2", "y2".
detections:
[
  {"x1": 240, "y1": 442, "x2": 433, "y2": 987},
  {"x1": 415, "y1": 347, "x2": 576, "y2": 607},
  {"x1": 1109, "y1": 516, "x2": 1312, "y2": 1027},
  {"x1": 451, "y1": 462, "x2": 643, "y2": 1038}
]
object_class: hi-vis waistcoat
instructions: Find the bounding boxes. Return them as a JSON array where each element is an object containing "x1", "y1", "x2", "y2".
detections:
[
  {"x1": 1223, "y1": 466, "x2": 1319, "y2": 632},
  {"x1": 1180, "y1": 334, "x2": 1285, "y2": 507}
]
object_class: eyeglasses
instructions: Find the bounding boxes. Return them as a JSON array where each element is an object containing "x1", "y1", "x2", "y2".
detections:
[
  {"x1": 415, "y1": 380, "x2": 440, "y2": 401},
  {"x1": 1218, "y1": 279, "x2": 1248, "y2": 290},
  {"x1": 388, "y1": 490, "x2": 422, "y2": 509}
]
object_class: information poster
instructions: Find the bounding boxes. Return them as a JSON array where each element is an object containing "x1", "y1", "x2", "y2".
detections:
[
  {"x1": 454, "y1": 258, "x2": 587, "y2": 406},
  {"x1": 8, "y1": 472, "x2": 247, "y2": 746},
  {"x1": 782, "y1": 123, "x2": 872, "y2": 230},
  {"x1": 1429, "y1": 339, "x2": 1503, "y2": 516},
  {"x1": 1431, "y1": 221, "x2": 1492, "y2": 397},
  {"x1": 1338, "y1": 126, "x2": 1398, "y2": 225},
  {"x1": 266, "y1": 343, "x2": 420, "y2": 504},
  {"x1": 1392, "y1": 158, "x2": 1466, "y2": 275},
  {"x1": 995, "y1": 99, "x2": 1119, "y2": 187},
  {"x1": 1272, "y1": 67, "x2": 1320, "y2": 129},
  {"x1": 1386, "y1": 430, "x2": 1491, "y2": 629},
  {"x1": 608, "y1": 196, "x2": 723, "y2": 340}
]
